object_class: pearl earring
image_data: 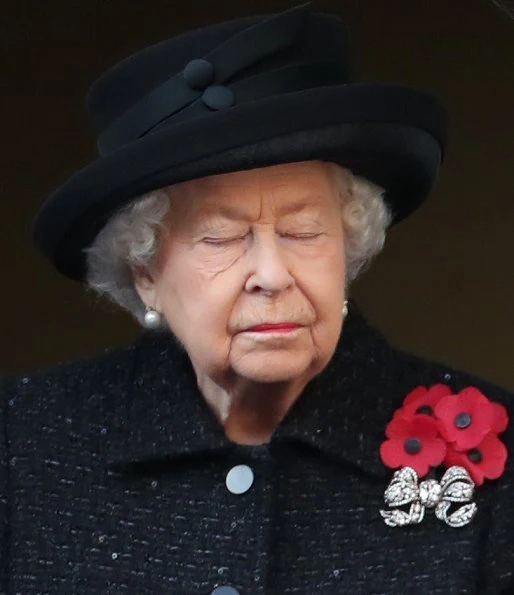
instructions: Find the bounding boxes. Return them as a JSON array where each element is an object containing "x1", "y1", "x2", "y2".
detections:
[
  {"x1": 144, "y1": 306, "x2": 161, "y2": 329},
  {"x1": 342, "y1": 300, "x2": 348, "y2": 317}
]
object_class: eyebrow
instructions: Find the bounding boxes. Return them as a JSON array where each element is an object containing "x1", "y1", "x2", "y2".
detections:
[{"x1": 211, "y1": 196, "x2": 321, "y2": 221}]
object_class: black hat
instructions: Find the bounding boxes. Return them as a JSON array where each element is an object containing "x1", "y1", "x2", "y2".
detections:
[{"x1": 32, "y1": 2, "x2": 447, "y2": 281}]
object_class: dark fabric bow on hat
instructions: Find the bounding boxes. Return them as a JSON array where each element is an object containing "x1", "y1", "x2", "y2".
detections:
[{"x1": 96, "y1": 2, "x2": 346, "y2": 153}]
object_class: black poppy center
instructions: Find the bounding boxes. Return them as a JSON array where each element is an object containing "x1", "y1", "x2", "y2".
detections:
[
  {"x1": 454, "y1": 412, "x2": 472, "y2": 429},
  {"x1": 467, "y1": 448, "x2": 483, "y2": 463},
  {"x1": 404, "y1": 437, "x2": 422, "y2": 455},
  {"x1": 416, "y1": 405, "x2": 433, "y2": 415}
]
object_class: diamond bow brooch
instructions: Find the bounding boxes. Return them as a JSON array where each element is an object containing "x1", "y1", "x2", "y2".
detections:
[{"x1": 380, "y1": 465, "x2": 477, "y2": 528}]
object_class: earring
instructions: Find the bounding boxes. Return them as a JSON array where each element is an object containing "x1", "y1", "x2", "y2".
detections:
[
  {"x1": 144, "y1": 306, "x2": 161, "y2": 329},
  {"x1": 342, "y1": 300, "x2": 348, "y2": 318}
]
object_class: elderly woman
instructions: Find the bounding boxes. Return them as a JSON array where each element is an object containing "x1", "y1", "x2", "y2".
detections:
[{"x1": 2, "y1": 4, "x2": 513, "y2": 594}]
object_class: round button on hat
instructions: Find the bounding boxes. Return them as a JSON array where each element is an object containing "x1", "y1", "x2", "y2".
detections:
[
  {"x1": 202, "y1": 85, "x2": 235, "y2": 110},
  {"x1": 226, "y1": 464, "x2": 254, "y2": 495},
  {"x1": 183, "y1": 58, "x2": 215, "y2": 90}
]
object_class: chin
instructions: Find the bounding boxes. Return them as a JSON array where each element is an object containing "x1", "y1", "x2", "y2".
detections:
[{"x1": 233, "y1": 352, "x2": 313, "y2": 384}]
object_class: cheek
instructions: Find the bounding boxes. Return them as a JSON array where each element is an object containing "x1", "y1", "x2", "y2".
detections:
[
  {"x1": 156, "y1": 250, "x2": 244, "y2": 335},
  {"x1": 291, "y1": 242, "x2": 345, "y2": 306},
  {"x1": 157, "y1": 256, "x2": 246, "y2": 379},
  {"x1": 293, "y1": 245, "x2": 344, "y2": 365},
  {"x1": 156, "y1": 261, "x2": 201, "y2": 313}
]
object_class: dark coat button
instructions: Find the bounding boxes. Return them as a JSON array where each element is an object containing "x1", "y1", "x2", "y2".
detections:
[
  {"x1": 211, "y1": 587, "x2": 240, "y2": 595},
  {"x1": 202, "y1": 85, "x2": 235, "y2": 110},
  {"x1": 183, "y1": 58, "x2": 215, "y2": 90}
]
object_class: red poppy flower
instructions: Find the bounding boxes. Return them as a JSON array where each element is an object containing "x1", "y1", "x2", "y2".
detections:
[
  {"x1": 444, "y1": 433, "x2": 508, "y2": 486},
  {"x1": 492, "y1": 401, "x2": 509, "y2": 433},
  {"x1": 394, "y1": 384, "x2": 452, "y2": 420},
  {"x1": 434, "y1": 387, "x2": 495, "y2": 451},
  {"x1": 380, "y1": 415, "x2": 447, "y2": 478}
]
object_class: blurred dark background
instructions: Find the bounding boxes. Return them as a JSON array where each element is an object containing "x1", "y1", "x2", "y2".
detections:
[{"x1": 1, "y1": 0, "x2": 513, "y2": 389}]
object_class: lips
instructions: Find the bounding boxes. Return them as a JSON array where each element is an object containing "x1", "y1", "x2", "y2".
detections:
[{"x1": 246, "y1": 323, "x2": 302, "y2": 332}]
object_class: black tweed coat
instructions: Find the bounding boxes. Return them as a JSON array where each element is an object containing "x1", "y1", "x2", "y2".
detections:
[{"x1": 1, "y1": 306, "x2": 513, "y2": 594}]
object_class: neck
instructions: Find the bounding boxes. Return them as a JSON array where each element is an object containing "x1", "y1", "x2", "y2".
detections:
[{"x1": 195, "y1": 371, "x2": 308, "y2": 445}]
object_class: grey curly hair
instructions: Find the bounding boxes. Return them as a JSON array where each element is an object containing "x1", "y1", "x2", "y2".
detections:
[{"x1": 84, "y1": 162, "x2": 392, "y2": 325}]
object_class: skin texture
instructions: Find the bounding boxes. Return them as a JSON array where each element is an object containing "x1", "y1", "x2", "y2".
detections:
[{"x1": 134, "y1": 160, "x2": 347, "y2": 444}]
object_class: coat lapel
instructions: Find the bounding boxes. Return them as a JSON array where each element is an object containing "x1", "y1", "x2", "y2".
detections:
[
  {"x1": 105, "y1": 332, "x2": 233, "y2": 467},
  {"x1": 105, "y1": 302, "x2": 405, "y2": 480}
]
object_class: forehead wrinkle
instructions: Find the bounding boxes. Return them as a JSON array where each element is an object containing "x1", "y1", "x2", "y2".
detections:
[
  {"x1": 200, "y1": 192, "x2": 329, "y2": 223},
  {"x1": 178, "y1": 165, "x2": 336, "y2": 222}
]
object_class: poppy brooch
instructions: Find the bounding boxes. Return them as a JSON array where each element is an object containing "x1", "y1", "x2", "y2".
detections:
[{"x1": 379, "y1": 384, "x2": 508, "y2": 528}]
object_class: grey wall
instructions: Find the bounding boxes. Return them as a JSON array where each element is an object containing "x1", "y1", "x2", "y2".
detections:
[{"x1": 1, "y1": 0, "x2": 513, "y2": 389}]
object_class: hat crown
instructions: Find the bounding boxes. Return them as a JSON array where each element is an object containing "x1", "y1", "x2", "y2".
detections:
[
  {"x1": 32, "y1": 3, "x2": 447, "y2": 282},
  {"x1": 85, "y1": 5, "x2": 350, "y2": 150}
]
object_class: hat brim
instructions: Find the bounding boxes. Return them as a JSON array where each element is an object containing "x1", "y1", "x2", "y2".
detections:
[{"x1": 32, "y1": 83, "x2": 447, "y2": 280}]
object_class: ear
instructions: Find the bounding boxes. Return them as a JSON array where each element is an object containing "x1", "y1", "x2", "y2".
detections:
[{"x1": 133, "y1": 267, "x2": 161, "y2": 312}]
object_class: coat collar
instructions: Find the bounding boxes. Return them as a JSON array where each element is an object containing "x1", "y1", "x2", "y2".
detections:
[{"x1": 105, "y1": 301, "x2": 405, "y2": 479}]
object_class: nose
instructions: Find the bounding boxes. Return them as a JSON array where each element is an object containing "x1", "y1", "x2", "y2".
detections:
[{"x1": 244, "y1": 232, "x2": 294, "y2": 295}]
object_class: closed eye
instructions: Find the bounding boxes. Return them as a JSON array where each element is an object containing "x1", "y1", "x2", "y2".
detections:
[
  {"x1": 280, "y1": 232, "x2": 323, "y2": 240},
  {"x1": 201, "y1": 231, "x2": 322, "y2": 245},
  {"x1": 201, "y1": 235, "x2": 246, "y2": 245}
]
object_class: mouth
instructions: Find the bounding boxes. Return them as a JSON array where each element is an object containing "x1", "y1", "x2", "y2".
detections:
[{"x1": 244, "y1": 323, "x2": 303, "y2": 333}]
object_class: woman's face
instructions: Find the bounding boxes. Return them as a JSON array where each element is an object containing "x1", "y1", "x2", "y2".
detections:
[{"x1": 135, "y1": 161, "x2": 346, "y2": 388}]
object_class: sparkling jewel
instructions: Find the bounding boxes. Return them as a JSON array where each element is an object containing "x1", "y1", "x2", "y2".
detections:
[{"x1": 380, "y1": 465, "x2": 477, "y2": 528}]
